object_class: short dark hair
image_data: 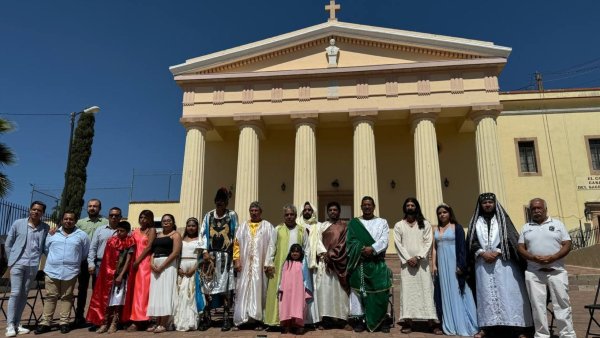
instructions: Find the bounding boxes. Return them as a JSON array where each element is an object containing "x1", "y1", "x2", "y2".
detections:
[
  {"x1": 88, "y1": 198, "x2": 102, "y2": 209},
  {"x1": 61, "y1": 210, "x2": 77, "y2": 221},
  {"x1": 109, "y1": 207, "x2": 122, "y2": 215},
  {"x1": 30, "y1": 201, "x2": 46, "y2": 212},
  {"x1": 116, "y1": 221, "x2": 131, "y2": 233},
  {"x1": 361, "y1": 196, "x2": 375, "y2": 205},
  {"x1": 326, "y1": 201, "x2": 341, "y2": 211}
]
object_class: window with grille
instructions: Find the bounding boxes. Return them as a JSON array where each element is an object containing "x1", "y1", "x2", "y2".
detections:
[
  {"x1": 518, "y1": 141, "x2": 538, "y2": 173},
  {"x1": 589, "y1": 138, "x2": 600, "y2": 171}
]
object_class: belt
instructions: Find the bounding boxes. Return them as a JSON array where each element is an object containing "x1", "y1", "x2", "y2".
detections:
[{"x1": 539, "y1": 268, "x2": 555, "y2": 272}]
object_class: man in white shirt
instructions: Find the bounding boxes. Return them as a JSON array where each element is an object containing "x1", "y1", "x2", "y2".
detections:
[{"x1": 518, "y1": 198, "x2": 576, "y2": 338}]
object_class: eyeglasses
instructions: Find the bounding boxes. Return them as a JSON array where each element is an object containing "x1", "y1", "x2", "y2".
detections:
[{"x1": 109, "y1": 214, "x2": 122, "y2": 218}]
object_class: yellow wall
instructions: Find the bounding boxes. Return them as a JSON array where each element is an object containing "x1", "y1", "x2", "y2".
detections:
[
  {"x1": 498, "y1": 110, "x2": 600, "y2": 230},
  {"x1": 127, "y1": 201, "x2": 181, "y2": 228}
]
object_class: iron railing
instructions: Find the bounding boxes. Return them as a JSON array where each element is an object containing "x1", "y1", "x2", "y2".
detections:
[{"x1": 569, "y1": 224, "x2": 600, "y2": 251}]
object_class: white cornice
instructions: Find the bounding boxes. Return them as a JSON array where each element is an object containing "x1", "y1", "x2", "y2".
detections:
[
  {"x1": 169, "y1": 20, "x2": 511, "y2": 75},
  {"x1": 174, "y1": 58, "x2": 507, "y2": 84}
]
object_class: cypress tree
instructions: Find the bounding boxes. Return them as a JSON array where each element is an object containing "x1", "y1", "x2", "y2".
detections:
[{"x1": 59, "y1": 112, "x2": 96, "y2": 218}]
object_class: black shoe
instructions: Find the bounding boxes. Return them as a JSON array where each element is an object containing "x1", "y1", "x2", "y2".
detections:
[
  {"x1": 87, "y1": 325, "x2": 98, "y2": 332},
  {"x1": 198, "y1": 320, "x2": 209, "y2": 331},
  {"x1": 34, "y1": 326, "x2": 51, "y2": 335},
  {"x1": 380, "y1": 324, "x2": 390, "y2": 333},
  {"x1": 60, "y1": 325, "x2": 70, "y2": 334},
  {"x1": 74, "y1": 317, "x2": 87, "y2": 328},
  {"x1": 221, "y1": 321, "x2": 231, "y2": 332},
  {"x1": 353, "y1": 321, "x2": 365, "y2": 333}
]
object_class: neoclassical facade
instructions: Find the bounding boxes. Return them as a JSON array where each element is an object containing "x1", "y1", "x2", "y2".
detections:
[{"x1": 144, "y1": 14, "x2": 600, "y2": 234}]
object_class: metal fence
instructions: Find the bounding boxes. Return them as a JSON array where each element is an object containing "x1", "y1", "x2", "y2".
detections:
[
  {"x1": 0, "y1": 200, "x2": 56, "y2": 236},
  {"x1": 569, "y1": 224, "x2": 600, "y2": 251}
]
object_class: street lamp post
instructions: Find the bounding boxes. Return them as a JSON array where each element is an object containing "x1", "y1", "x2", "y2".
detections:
[{"x1": 62, "y1": 106, "x2": 100, "y2": 212}]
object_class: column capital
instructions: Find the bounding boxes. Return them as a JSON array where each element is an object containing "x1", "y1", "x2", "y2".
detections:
[
  {"x1": 468, "y1": 103, "x2": 503, "y2": 124},
  {"x1": 410, "y1": 105, "x2": 441, "y2": 132},
  {"x1": 234, "y1": 113, "x2": 265, "y2": 139},
  {"x1": 291, "y1": 111, "x2": 319, "y2": 128},
  {"x1": 180, "y1": 116, "x2": 212, "y2": 132},
  {"x1": 349, "y1": 109, "x2": 378, "y2": 127}
]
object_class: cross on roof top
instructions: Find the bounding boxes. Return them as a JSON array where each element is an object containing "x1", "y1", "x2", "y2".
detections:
[{"x1": 325, "y1": 0, "x2": 340, "y2": 22}]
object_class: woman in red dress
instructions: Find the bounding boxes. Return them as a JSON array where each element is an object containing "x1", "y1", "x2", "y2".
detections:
[{"x1": 123, "y1": 210, "x2": 156, "y2": 331}]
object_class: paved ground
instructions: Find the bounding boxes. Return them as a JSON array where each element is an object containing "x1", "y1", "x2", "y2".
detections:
[{"x1": 1, "y1": 265, "x2": 598, "y2": 337}]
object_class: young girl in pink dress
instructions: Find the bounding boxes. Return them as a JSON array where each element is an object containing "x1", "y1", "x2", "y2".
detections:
[{"x1": 278, "y1": 244, "x2": 313, "y2": 335}]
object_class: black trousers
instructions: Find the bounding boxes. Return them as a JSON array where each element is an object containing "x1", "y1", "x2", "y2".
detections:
[{"x1": 75, "y1": 260, "x2": 97, "y2": 320}]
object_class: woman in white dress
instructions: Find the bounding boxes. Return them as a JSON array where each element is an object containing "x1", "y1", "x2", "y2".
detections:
[
  {"x1": 173, "y1": 218, "x2": 201, "y2": 331},
  {"x1": 146, "y1": 214, "x2": 182, "y2": 333}
]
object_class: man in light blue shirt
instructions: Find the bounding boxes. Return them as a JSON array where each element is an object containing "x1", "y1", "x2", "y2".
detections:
[
  {"x1": 4, "y1": 201, "x2": 50, "y2": 337},
  {"x1": 87, "y1": 207, "x2": 121, "y2": 274},
  {"x1": 35, "y1": 211, "x2": 90, "y2": 335}
]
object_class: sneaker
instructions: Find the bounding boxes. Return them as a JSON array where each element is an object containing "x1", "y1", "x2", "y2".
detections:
[
  {"x1": 16, "y1": 326, "x2": 29, "y2": 335},
  {"x1": 5, "y1": 325, "x2": 16, "y2": 337}
]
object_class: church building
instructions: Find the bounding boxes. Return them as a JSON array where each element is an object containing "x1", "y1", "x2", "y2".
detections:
[{"x1": 129, "y1": 2, "x2": 600, "y2": 236}]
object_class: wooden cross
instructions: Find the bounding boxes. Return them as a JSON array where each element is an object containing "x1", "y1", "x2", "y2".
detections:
[{"x1": 325, "y1": 0, "x2": 340, "y2": 21}]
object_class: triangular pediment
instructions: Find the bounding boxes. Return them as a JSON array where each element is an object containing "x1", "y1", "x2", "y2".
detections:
[{"x1": 170, "y1": 21, "x2": 511, "y2": 76}]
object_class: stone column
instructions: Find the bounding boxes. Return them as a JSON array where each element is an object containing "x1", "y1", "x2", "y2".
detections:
[
  {"x1": 233, "y1": 115, "x2": 263, "y2": 217},
  {"x1": 179, "y1": 117, "x2": 211, "y2": 221},
  {"x1": 411, "y1": 107, "x2": 443, "y2": 222},
  {"x1": 351, "y1": 110, "x2": 379, "y2": 216},
  {"x1": 469, "y1": 104, "x2": 506, "y2": 203},
  {"x1": 292, "y1": 112, "x2": 318, "y2": 210}
]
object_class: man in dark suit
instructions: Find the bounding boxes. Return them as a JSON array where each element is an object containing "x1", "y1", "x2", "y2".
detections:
[{"x1": 4, "y1": 201, "x2": 50, "y2": 337}]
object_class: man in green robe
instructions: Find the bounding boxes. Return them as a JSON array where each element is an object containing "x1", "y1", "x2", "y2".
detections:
[{"x1": 346, "y1": 196, "x2": 392, "y2": 332}]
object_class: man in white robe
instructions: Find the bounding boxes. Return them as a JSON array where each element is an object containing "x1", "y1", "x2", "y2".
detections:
[
  {"x1": 314, "y1": 201, "x2": 349, "y2": 328},
  {"x1": 393, "y1": 197, "x2": 439, "y2": 334},
  {"x1": 298, "y1": 201, "x2": 319, "y2": 326},
  {"x1": 232, "y1": 201, "x2": 274, "y2": 330}
]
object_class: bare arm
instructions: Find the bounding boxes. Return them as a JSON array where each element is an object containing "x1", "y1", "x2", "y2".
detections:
[
  {"x1": 158, "y1": 232, "x2": 182, "y2": 272},
  {"x1": 115, "y1": 252, "x2": 133, "y2": 285},
  {"x1": 431, "y1": 237, "x2": 437, "y2": 275},
  {"x1": 133, "y1": 228, "x2": 156, "y2": 268}
]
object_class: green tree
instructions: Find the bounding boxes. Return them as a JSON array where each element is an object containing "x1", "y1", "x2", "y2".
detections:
[
  {"x1": 0, "y1": 118, "x2": 16, "y2": 198},
  {"x1": 59, "y1": 112, "x2": 96, "y2": 218}
]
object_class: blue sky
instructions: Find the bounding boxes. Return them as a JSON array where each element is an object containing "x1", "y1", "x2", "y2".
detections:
[{"x1": 1, "y1": 0, "x2": 599, "y2": 217}]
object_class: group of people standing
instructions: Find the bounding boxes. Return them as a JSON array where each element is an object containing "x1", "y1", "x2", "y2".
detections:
[{"x1": 3, "y1": 189, "x2": 577, "y2": 338}]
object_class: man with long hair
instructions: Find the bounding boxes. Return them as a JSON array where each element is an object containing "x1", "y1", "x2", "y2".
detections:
[{"x1": 393, "y1": 197, "x2": 439, "y2": 334}]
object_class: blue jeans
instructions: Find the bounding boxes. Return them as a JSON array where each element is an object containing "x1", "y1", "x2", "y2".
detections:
[{"x1": 7, "y1": 265, "x2": 38, "y2": 326}]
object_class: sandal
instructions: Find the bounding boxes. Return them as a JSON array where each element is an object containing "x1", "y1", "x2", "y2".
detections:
[
  {"x1": 146, "y1": 325, "x2": 157, "y2": 332},
  {"x1": 401, "y1": 326, "x2": 412, "y2": 334},
  {"x1": 474, "y1": 330, "x2": 486, "y2": 338},
  {"x1": 126, "y1": 323, "x2": 138, "y2": 332},
  {"x1": 254, "y1": 325, "x2": 265, "y2": 331},
  {"x1": 153, "y1": 326, "x2": 166, "y2": 334},
  {"x1": 432, "y1": 327, "x2": 444, "y2": 335}
]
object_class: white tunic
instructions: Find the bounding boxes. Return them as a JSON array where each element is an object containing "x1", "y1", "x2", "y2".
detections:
[
  {"x1": 314, "y1": 221, "x2": 349, "y2": 320},
  {"x1": 232, "y1": 220, "x2": 274, "y2": 326},
  {"x1": 393, "y1": 219, "x2": 437, "y2": 321}
]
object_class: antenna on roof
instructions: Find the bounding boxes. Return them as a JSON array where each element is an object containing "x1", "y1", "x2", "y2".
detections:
[{"x1": 535, "y1": 71, "x2": 544, "y2": 92}]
